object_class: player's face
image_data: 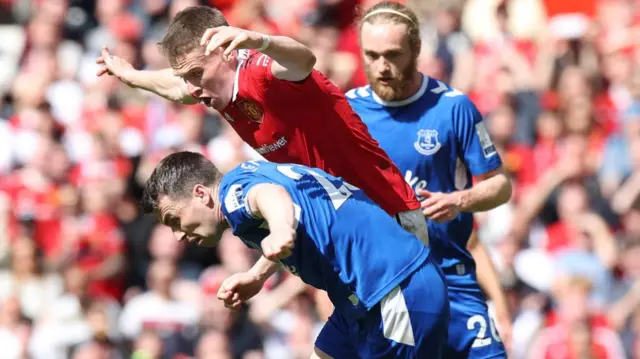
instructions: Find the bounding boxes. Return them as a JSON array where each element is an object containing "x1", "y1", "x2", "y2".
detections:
[
  {"x1": 173, "y1": 50, "x2": 236, "y2": 110},
  {"x1": 361, "y1": 22, "x2": 417, "y2": 101},
  {"x1": 156, "y1": 185, "x2": 227, "y2": 247}
]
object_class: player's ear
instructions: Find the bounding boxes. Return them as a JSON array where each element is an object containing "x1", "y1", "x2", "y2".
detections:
[
  {"x1": 414, "y1": 40, "x2": 421, "y2": 59},
  {"x1": 193, "y1": 184, "x2": 210, "y2": 204}
]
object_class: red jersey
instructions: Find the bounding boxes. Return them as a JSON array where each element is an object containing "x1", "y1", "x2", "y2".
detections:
[{"x1": 219, "y1": 50, "x2": 419, "y2": 215}]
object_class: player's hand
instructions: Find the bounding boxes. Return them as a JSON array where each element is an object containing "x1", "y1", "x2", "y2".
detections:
[
  {"x1": 96, "y1": 47, "x2": 135, "y2": 86},
  {"x1": 217, "y1": 271, "x2": 266, "y2": 311},
  {"x1": 496, "y1": 314, "x2": 513, "y2": 354},
  {"x1": 201, "y1": 26, "x2": 264, "y2": 58},
  {"x1": 417, "y1": 189, "x2": 460, "y2": 223},
  {"x1": 261, "y1": 226, "x2": 296, "y2": 261}
]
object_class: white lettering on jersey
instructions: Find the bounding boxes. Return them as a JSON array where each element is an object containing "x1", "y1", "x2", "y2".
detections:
[
  {"x1": 256, "y1": 54, "x2": 270, "y2": 67},
  {"x1": 224, "y1": 184, "x2": 244, "y2": 212},
  {"x1": 404, "y1": 170, "x2": 427, "y2": 198},
  {"x1": 474, "y1": 122, "x2": 497, "y2": 158},
  {"x1": 255, "y1": 136, "x2": 287, "y2": 155},
  {"x1": 240, "y1": 161, "x2": 261, "y2": 172}
]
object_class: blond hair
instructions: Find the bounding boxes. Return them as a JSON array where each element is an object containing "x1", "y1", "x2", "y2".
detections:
[{"x1": 359, "y1": 1, "x2": 421, "y2": 55}]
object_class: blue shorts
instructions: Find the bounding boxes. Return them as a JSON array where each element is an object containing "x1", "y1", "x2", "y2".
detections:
[
  {"x1": 444, "y1": 271, "x2": 507, "y2": 359},
  {"x1": 315, "y1": 258, "x2": 449, "y2": 359}
]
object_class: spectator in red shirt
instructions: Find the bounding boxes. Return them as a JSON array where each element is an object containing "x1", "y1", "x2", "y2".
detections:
[
  {"x1": 528, "y1": 276, "x2": 625, "y2": 359},
  {"x1": 67, "y1": 182, "x2": 126, "y2": 301}
]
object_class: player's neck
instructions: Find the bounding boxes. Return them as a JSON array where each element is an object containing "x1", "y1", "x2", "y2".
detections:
[
  {"x1": 396, "y1": 71, "x2": 423, "y2": 102},
  {"x1": 211, "y1": 181, "x2": 225, "y2": 224}
]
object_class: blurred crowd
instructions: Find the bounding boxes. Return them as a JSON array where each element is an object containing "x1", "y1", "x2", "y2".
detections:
[{"x1": 0, "y1": 0, "x2": 639, "y2": 358}]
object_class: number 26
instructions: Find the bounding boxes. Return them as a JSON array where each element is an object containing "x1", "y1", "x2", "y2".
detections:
[{"x1": 467, "y1": 315, "x2": 501, "y2": 348}]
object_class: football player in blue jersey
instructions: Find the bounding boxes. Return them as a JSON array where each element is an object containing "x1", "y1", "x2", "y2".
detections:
[
  {"x1": 141, "y1": 151, "x2": 449, "y2": 359},
  {"x1": 346, "y1": 2, "x2": 513, "y2": 358}
]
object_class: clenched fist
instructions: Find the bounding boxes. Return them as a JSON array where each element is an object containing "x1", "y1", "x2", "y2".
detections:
[{"x1": 261, "y1": 226, "x2": 296, "y2": 261}]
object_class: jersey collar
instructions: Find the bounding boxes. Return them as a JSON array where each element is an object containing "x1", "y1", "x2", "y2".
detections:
[
  {"x1": 231, "y1": 50, "x2": 249, "y2": 102},
  {"x1": 372, "y1": 74, "x2": 428, "y2": 107}
]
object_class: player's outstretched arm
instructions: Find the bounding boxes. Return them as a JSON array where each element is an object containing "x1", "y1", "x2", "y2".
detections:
[
  {"x1": 261, "y1": 35, "x2": 316, "y2": 81},
  {"x1": 218, "y1": 256, "x2": 281, "y2": 311},
  {"x1": 96, "y1": 47, "x2": 198, "y2": 105},
  {"x1": 201, "y1": 27, "x2": 316, "y2": 82}
]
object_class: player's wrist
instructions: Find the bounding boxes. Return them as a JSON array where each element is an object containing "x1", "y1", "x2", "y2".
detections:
[
  {"x1": 255, "y1": 33, "x2": 271, "y2": 52},
  {"x1": 449, "y1": 191, "x2": 465, "y2": 212}
]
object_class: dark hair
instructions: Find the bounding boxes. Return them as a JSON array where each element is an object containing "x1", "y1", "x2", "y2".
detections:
[
  {"x1": 158, "y1": 6, "x2": 229, "y2": 68},
  {"x1": 141, "y1": 151, "x2": 222, "y2": 214},
  {"x1": 358, "y1": 1, "x2": 421, "y2": 56}
]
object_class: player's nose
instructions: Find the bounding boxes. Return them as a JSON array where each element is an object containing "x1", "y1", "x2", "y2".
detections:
[{"x1": 187, "y1": 82, "x2": 203, "y2": 97}]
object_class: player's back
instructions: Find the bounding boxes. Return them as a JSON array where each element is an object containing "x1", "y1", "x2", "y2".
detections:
[
  {"x1": 219, "y1": 160, "x2": 430, "y2": 321},
  {"x1": 347, "y1": 76, "x2": 502, "y2": 284},
  {"x1": 219, "y1": 50, "x2": 419, "y2": 216}
]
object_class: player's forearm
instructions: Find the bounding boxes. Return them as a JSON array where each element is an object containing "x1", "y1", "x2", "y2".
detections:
[
  {"x1": 468, "y1": 232, "x2": 511, "y2": 323},
  {"x1": 264, "y1": 35, "x2": 316, "y2": 79},
  {"x1": 455, "y1": 173, "x2": 512, "y2": 212},
  {"x1": 249, "y1": 255, "x2": 281, "y2": 282},
  {"x1": 122, "y1": 68, "x2": 198, "y2": 105}
]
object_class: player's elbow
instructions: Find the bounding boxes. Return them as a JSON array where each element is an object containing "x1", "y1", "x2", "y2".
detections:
[
  {"x1": 495, "y1": 174, "x2": 513, "y2": 206},
  {"x1": 301, "y1": 49, "x2": 316, "y2": 75}
]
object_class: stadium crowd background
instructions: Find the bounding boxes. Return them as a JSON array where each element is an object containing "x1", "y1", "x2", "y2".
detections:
[{"x1": 0, "y1": 0, "x2": 639, "y2": 358}]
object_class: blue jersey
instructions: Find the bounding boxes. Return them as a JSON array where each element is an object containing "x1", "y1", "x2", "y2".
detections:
[
  {"x1": 347, "y1": 76, "x2": 502, "y2": 275},
  {"x1": 219, "y1": 161, "x2": 430, "y2": 321}
]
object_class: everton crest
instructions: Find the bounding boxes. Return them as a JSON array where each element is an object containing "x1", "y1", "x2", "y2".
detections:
[
  {"x1": 414, "y1": 129, "x2": 441, "y2": 155},
  {"x1": 237, "y1": 99, "x2": 264, "y2": 124}
]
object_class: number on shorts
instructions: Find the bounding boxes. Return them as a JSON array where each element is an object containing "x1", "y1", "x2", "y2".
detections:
[
  {"x1": 467, "y1": 315, "x2": 501, "y2": 348},
  {"x1": 277, "y1": 165, "x2": 358, "y2": 210}
]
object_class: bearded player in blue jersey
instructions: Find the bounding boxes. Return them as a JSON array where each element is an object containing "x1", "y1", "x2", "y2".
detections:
[
  {"x1": 347, "y1": 2, "x2": 513, "y2": 358},
  {"x1": 141, "y1": 152, "x2": 449, "y2": 359}
]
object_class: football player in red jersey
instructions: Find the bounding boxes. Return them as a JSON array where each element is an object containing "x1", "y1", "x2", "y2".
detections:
[{"x1": 96, "y1": 6, "x2": 428, "y2": 242}]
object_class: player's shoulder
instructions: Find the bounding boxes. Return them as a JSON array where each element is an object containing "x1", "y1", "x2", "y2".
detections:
[
  {"x1": 219, "y1": 161, "x2": 270, "y2": 214},
  {"x1": 222, "y1": 160, "x2": 270, "y2": 185},
  {"x1": 424, "y1": 77, "x2": 475, "y2": 110},
  {"x1": 344, "y1": 85, "x2": 377, "y2": 106},
  {"x1": 239, "y1": 49, "x2": 271, "y2": 69}
]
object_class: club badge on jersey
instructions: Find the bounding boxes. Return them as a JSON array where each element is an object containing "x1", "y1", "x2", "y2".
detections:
[
  {"x1": 237, "y1": 99, "x2": 264, "y2": 123},
  {"x1": 414, "y1": 129, "x2": 441, "y2": 156}
]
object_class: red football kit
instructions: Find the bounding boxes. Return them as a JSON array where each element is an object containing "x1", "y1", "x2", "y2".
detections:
[{"x1": 217, "y1": 50, "x2": 419, "y2": 215}]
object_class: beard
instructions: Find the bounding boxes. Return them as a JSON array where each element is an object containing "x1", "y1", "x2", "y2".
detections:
[{"x1": 366, "y1": 56, "x2": 418, "y2": 102}]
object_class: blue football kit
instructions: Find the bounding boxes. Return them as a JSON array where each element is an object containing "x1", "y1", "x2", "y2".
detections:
[
  {"x1": 219, "y1": 160, "x2": 449, "y2": 358},
  {"x1": 347, "y1": 75, "x2": 507, "y2": 358}
]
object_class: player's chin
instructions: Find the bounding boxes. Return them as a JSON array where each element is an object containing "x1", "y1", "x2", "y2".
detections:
[
  {"x1": 198, "y1": 236, "x2": 219, "y2": 247},
  {"x1": 372, "y1": 83, "x2": 398, "y2": 101}
]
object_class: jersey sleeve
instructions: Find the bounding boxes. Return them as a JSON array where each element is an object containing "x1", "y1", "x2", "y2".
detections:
[
  {"x1": 240, "y1": 50, "x2": 275, "y2": 95},
  {"x1": 451, "y1": 96, "x2": 503, "y2": 176},
  {"x1": 219, "y1": 170, "x2": 271, "y2": 235}
]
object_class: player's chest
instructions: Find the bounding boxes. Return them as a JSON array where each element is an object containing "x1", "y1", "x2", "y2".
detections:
[
  {"x1": 222, "y1": 98, "x2": 292, "y2": 156},
  {"x1": 367, "y1": 114, "x2": 457, "y2": 170}
]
